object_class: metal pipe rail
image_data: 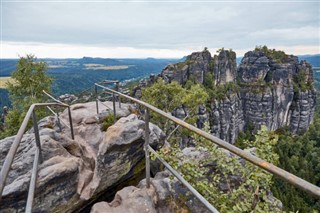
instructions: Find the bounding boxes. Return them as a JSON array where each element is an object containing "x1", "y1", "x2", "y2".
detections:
[
  {"x1": 95, "y1": 84, "x2": 320, "y2": 201},
  {"x1": 0, "y1": 103, "x2": 74, "y2": 212},
  {"x1": 95, "y1": 82, "x2": 121, "y2": 116},
  {"x1": 95, "y1": 83, "x2": 219, "y2": 212},
  {"x1": 42, "y1": 90, "x2": 74, "y2": 140}
]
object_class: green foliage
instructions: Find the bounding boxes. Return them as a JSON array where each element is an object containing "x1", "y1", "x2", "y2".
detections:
[
  {"x1": 141, "y1": 79, "x2": 208, "y2": 134},
  {"x1": 203, "y1": 72, "x2": 215, "y2": 89},
  {"x1": 7, "y1": 55, "x2": 52, "y2": 109},
  {"x1": 101, "y1": 113, "x2": 115, "y2": 131},
  {"x1": 206, "y1": 81, "x2": 240, "y2": 100},
  {"x1": 254, "y1": 45, "x2": 287, "y2": 63},
  {"x1": 0, "y1": 55, "x2": 52, "y2": 139},
  {"x1": 293, "y1": 69, "x2": 313, "y2": 92},
  {"x1": 159, "y1": 125, "x2": 281, "y2": 212},
  {"x1": 235, "y1": 122, "x2": 256, "y2": 149},
  {"x1": 271, "y1": 115, "x2": 320, "y2": 212}
]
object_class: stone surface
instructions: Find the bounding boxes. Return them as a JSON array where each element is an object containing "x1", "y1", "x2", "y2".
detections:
[
  {"x1": 91, "y1": 186, "x2": 157, "y2": 213},
  {"x1": 161, "y1": 49, "x2": 212, "y2": 85},
  {"x1": 0, "y1": 101, "x2": 165, "y2": 212},
  {"x1": 91, "y1": 171, "x2": 202, "y2": 213}
]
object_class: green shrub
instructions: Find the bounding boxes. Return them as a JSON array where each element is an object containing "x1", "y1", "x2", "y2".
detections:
[{"x1": 101, "y1": 113, "x2": 115, "y2": 131}]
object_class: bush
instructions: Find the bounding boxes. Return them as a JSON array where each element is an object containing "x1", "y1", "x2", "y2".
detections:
[{"x1": 101, "y1": 113, "x2": 115, "y2": 131}]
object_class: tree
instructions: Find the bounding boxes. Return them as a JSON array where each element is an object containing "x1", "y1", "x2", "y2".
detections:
[
  {"x1": 0, "y1": 54, "x2": 52, "y2": 139},
  {"x1": 141, "y1": 79, "x2": 208, "y2": 134}
]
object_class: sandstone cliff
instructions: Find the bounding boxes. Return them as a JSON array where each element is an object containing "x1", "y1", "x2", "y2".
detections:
[{"x1": 159, "y1": 48, "x2": 316, "y2": 143}]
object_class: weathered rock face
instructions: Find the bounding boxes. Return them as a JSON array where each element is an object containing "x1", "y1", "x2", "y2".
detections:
[
  {"x1": 212, "y1": 50, "x2": 237, "y2": 85},
  {"x1": 210, "y1": 93, "x2": 244, "y2": 143},
  {"x1": 0, "y1": 101, "x2": 165, "y2": 212},
  {"x1": 159, "y1": 48, "x2": 316, "y2": 143},
  {"x1": 238, "y1": 51, "x2": 316, "y2": 134},
  {"x1": 161, "y1": 50, "x2": 212, "y2": 84}
]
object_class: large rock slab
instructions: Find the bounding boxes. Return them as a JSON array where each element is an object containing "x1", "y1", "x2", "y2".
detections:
[{"x1": 0, "y1": 101, "x2": 165, "y2": 212}]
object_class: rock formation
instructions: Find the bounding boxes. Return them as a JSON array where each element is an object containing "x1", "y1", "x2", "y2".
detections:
[
  {"x1": 91, "y1": 171, "x2": 208, "y2": 213},
  {"x1": 91, "y1": 145, "x2": 282, "y2": 213},
  {"x1": 0, "y1": 101, "x2": 165, "y2": 212},
  {"x1": 159, "y1": 48, "x2": 316, "y2": 143}
]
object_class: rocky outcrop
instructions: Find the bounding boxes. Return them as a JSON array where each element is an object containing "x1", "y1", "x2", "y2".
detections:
[
  {"x1": 161, "y1": 50, "x2": 212, "y2": 84},
  {"x1": 212, "y1": 49, "x2": 237, "y2": 85},
  {"x1": 238, "y1": 50, "x2": 316, "y2": 134},
  {"x1": 0, "y1": 101, "x2": 165, "y2": 212},
  {"x1": 158, "y1": 48, "x2": 316, "y2": 143}
]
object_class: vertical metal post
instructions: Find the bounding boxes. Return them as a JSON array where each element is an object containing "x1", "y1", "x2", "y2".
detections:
[
  {"x1": 67, "y1": 107, "x2": 75, "y2": 140},
  {"x1": 25, "y1": 147, "x2": 40, "y2": 213},
  {"x1": 95, "y1": 85, "x2": 99, "y2": 114},
  {"x1": 116, "y1": 82, "x2": 121, "y2": 108},
  {"x1": 56, "y1": 111, "x2": 62, "y2": 132},
  {"x1": 112, "y1": 92, "x2": 117, "y2": 124},
  {"x1": 145, "y1": 108, "x2": 151, "y2": 188},
  {"x1": 32, "y1": 111, "x2": 43, "y2": 164}
]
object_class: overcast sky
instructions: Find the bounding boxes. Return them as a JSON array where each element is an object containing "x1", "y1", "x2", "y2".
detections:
[{"x1": 1, "y1": 0, "x2": 319, "y2": 58}]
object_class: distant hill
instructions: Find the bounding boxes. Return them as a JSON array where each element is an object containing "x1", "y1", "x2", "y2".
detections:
[
  {"x1": 0, "y1": 57, "x2": 178, "y2": 95},
  {"x1": 0, "y1": 57, "x2": 179, "y2": 113},
  {"x1": 298, "y1": 54, "x2": 320, "y2": 67}
]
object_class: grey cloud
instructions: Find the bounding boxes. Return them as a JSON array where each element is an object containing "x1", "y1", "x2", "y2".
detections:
[{"x1": 2, "y1": 1, "x2": 319, "y2": 51}]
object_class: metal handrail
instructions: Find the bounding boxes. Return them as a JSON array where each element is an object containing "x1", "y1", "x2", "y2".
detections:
[
  {"x1": 95, "y1": 82, "x2": 121, "y2": 124},
  {"x1": 42, "y1": 90, "x2": 74, "y2": 140},
  {"x1": 95, "y1": 83, "x2": 218, "y2": 211},
  {"x1": 94, "y1": 83, "x2": 320, "y2": 206},
  {"x1": 0, "y1": 102, "x2": 74, "y2": 212}
]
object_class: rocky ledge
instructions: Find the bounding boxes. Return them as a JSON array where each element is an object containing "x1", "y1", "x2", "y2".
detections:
[{"x1": 0, "y1": 101, "x2": 165, "y2": 213}]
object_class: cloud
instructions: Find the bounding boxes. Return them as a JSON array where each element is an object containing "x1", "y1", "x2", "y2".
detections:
[
  {"x1": 2, "y1": 41, "x2": 318, "y2": 59},
  {"x1": 1, "y1": 41, "x2": 195, "y2": 58},
  {"x1": 1, "y1": 1, "x2": 319, "y2": 58}
]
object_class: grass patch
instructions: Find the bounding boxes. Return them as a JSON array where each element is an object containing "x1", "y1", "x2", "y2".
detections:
[
  {"x1": 0, "y1": 77, "x2": 15, "y2": 88},
  {"x1": 84, "y1": 64, "x2": 131, "y2": 70},
  {"x1": 101, "y1": 114, "x2": 115, "y2": 131}
]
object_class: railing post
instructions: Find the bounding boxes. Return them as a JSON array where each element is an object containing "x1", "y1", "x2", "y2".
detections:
[
  {"x1": 112, "y1": 92, "x2": 116, "y2": 124},
  {"x1": 32, "y1": 111, "x2": 43, "y2": 164},
  {"x1": 116, "y1": 82, "x2": 121, "y2": 108},
  {"x1": 56, "y1": 111, "x2": 62, "y2": 132},
  {"x1": 67, "y1": 107, "x2": 74, "y2": 140},
  {"x1": 95, "y1": 84, "x2": 99, "y2": 114},
  {"x1": 144, "y1": 108, "x2": 151, "y2": 188},
  {"x1": 25, "y1": 147, "x2": 40, "y2": 213}
]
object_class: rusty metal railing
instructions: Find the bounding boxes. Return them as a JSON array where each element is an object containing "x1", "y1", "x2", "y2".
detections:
[
  {"x1": 95, "y1": 83, "x2": 219, "y2": 212},
  {"x1": 0, "y1": 102, "x2": 74, "y2": 212},
  {"x1": 95, "y1": 83, "x2": 320, "y2": 212}
]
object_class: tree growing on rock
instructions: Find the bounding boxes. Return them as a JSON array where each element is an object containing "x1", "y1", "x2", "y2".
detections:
[
  {"x1": 141, "y1": 78, "x2": 208, "y2": 135},
  {"x1": 0, "y1": 54, "x2": 52, "y2": 139}
]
